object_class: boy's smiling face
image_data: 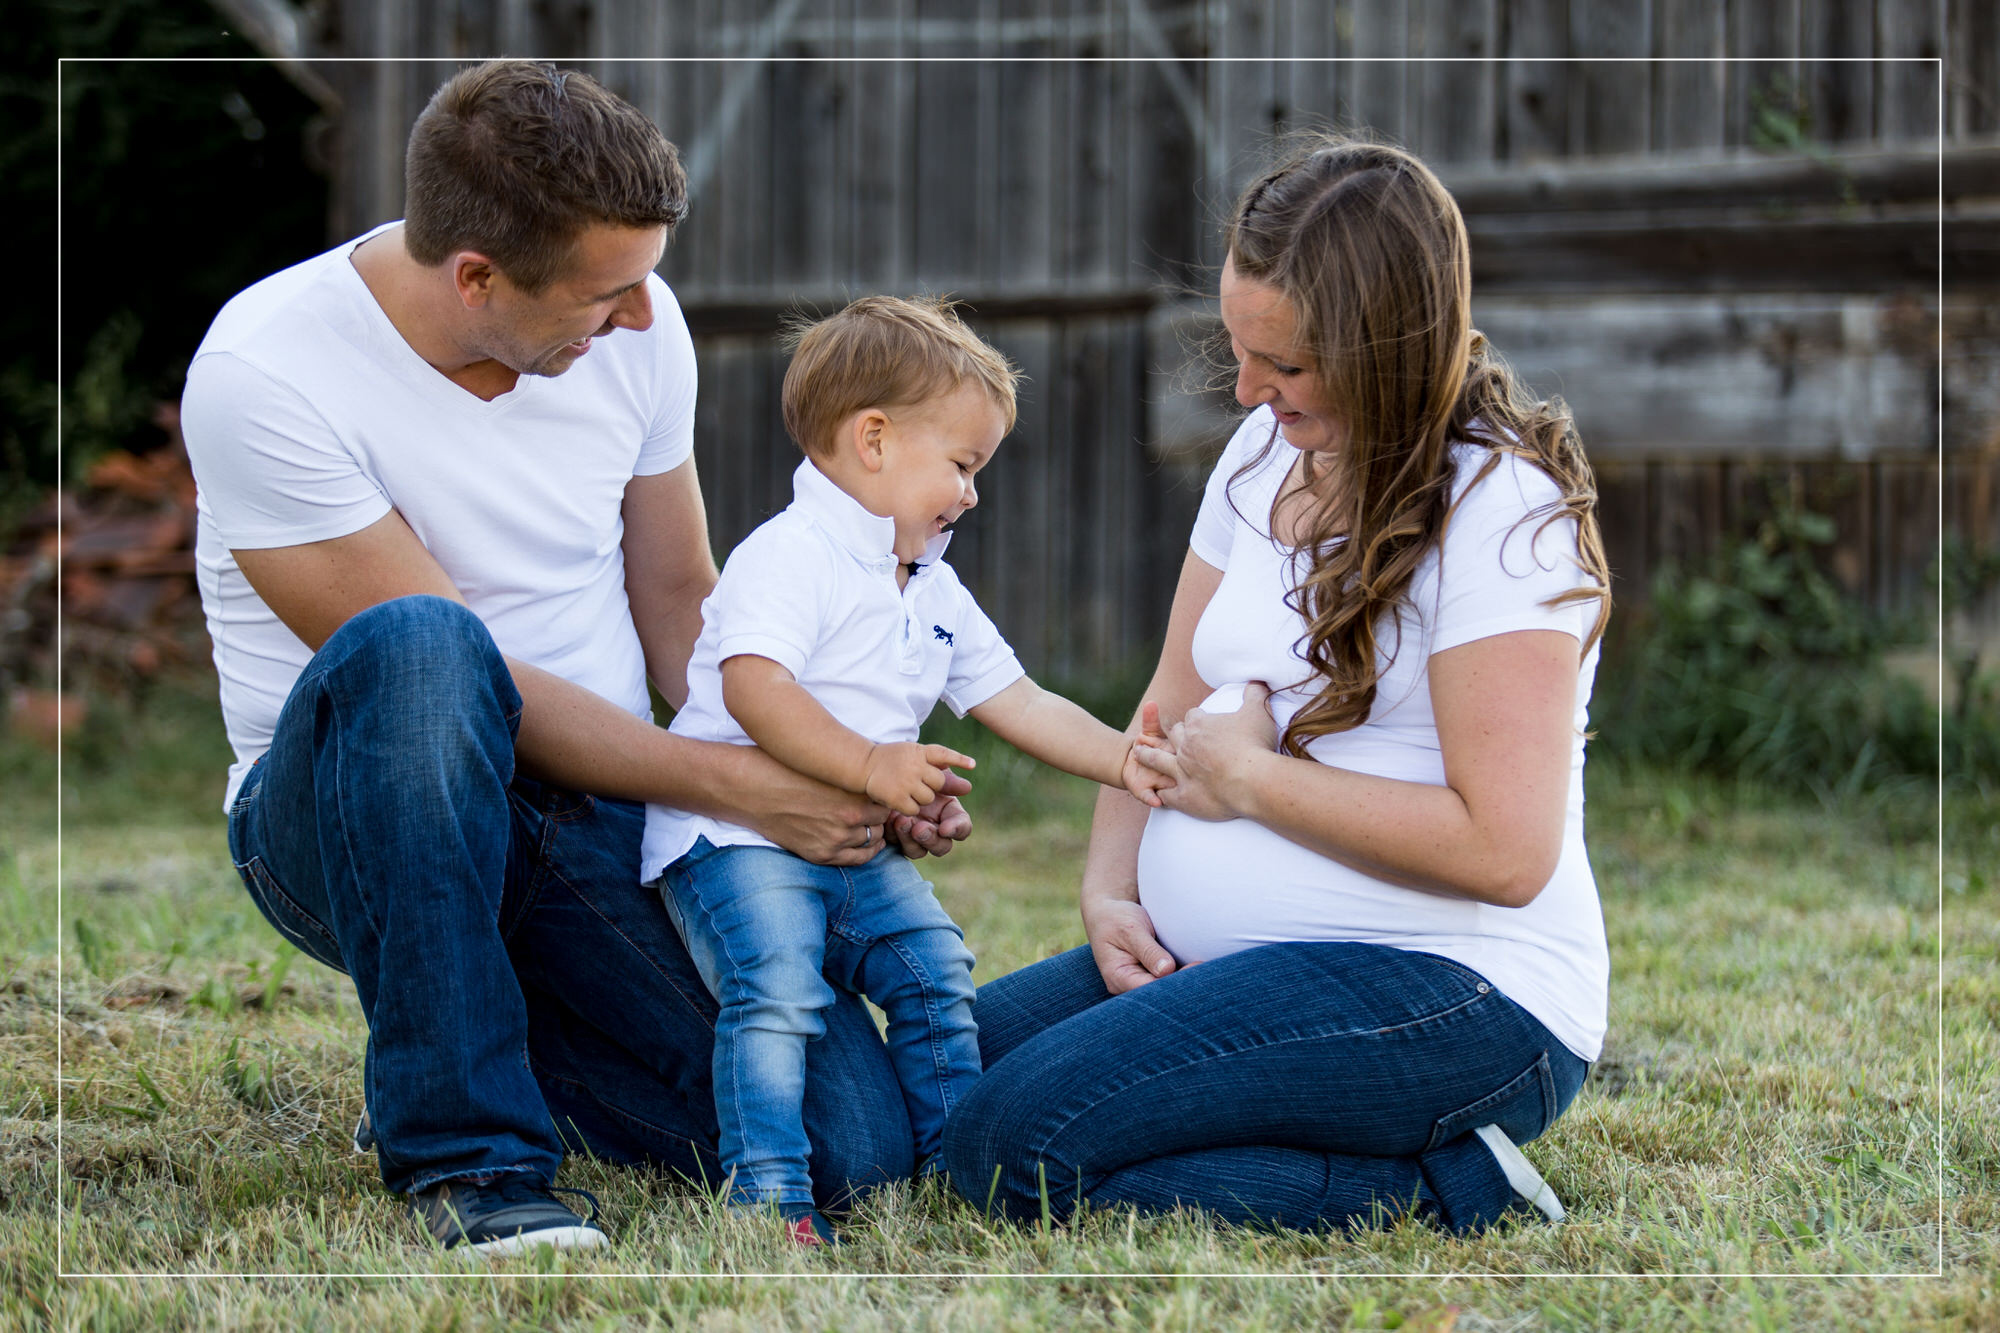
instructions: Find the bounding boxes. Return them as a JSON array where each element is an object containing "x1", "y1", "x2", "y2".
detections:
[{"x1": 871, "y1": 381, "x2": 1008, "y2": 564}]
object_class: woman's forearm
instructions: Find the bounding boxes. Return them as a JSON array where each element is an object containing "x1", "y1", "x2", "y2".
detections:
[
  {"x1": 1223, "y1": 750, "x2": 1557, "y2": 907},
  {"x1": 1079, "y1": 782, "x2": 1150, "y2": 914}
]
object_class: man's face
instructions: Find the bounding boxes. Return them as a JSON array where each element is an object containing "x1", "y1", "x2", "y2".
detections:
[{"x1": 477, "y1": 224, "x2": 668, "y2": 377}]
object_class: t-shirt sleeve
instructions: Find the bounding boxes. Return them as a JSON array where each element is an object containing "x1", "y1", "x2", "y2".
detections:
[
  {"x1": 1431, "y1": 455, "x2": 1598, "y2": 654},
  {"x1": 1187, "y1": 409, "x2": 1278, "y2": 570},
  {"x1": 705, "y1": 522, "x2": 831, "y2": 679},
  {"x1": 940, "y1": 581, "x2": 1026, "y2": 717},
  {"x1": 635, "y1": 278, "x2": 698, "y2": 477},
  {"x1": 180, "y1": 350, "x2": 393, "y2": 549}
]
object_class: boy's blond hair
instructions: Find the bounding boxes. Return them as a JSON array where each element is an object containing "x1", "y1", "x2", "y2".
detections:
[{"x1": 780, "y1": 296, "x2": 1020, "y2": 459}]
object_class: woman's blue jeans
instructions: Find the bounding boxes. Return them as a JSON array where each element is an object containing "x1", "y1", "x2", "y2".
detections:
[
  {"x1": 942, "y1": 942, "x2": 1588, "y2": 1233},
  {"x1": 224, "y1": 595, "x2": 914, "y2": 1202}
]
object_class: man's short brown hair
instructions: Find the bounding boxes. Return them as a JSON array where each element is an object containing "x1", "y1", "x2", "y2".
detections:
[
  {"x1": 781, "y1": 296, "x2": 1020, "y2": 459},
  {"x1": 403, "y1": 61, "x2": 687, "y2": 293}
]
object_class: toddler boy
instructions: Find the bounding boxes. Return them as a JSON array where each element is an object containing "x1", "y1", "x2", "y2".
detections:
[{"x1": 640, "y1": 296, "x2": 1166, "y2": 1244}]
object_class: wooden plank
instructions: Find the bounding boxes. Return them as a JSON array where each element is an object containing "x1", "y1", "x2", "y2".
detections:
[
  {"x1": 1283, "y1": 3, "x2": 1343, "y2": 134},
  {"x1": 1413, "y1": 0, "x2": 1498, "y2": 164},
  {"x1": 1726, "y1": 0, "x2": 1799, "y2": 149},
  {"x1": 1443, "y1": 140, "x2": 1991, "y2": 212},
  {"x1": 1651, "y1": 0, "x2": 1726, "y2": 152},
  {"x1": 1943, "y1": 298, "x2": 2000, "y2": 455},
  {"x1": 1470, "y1": 295, "x2": 1939, "y2": 458},
  {"x1": 1467, "y1": 211, "x2": 1956, "y2": 294},
  {"x1": 1948, "y1": 0, "x2": 2000, "y2": 137},
  {"x1": 911, "y1": 21, "x2": 982, "y2": 281},
  {"x1": 1060, "y1": 37, "x2": 1121, "y2": 285},
  {"x1": 1801, "y1": 0, "x2": 1874, "y2": 143},
  {"x1": 1210, "y1": 0, "x2": 1280, "y2": 199},
  {"x1": 854, "y1": 0, "x2": 915, "y2": 285},
  {"x1": 994, "y1": 3, "x2": 1056, "y2": 289},
  {"x1": 1347, "y1": 0, "x2": 1410, "y2": 146},
  {"x1": 1875, "y1": 0, "x2": 1944, "y2": 144},
  {"x1": 1648, "y1": 458, "x2": 1724, "y2": 575},
  {"x1": 765, "y1": 58, "x2": 845, "y2": 287},
  {"x1": 1502, "y1": 0, "x2": 1570, "y2": 162},
  {"x1": 1587, "y1": 460, "x2": 1648, "y2": 612},
  {"x1": 1568, "y1": 0, "x2": 1651, "y2": 155},
  {"x1": 1129, "y1": 36, "x2": 1203, "y2": 291}
]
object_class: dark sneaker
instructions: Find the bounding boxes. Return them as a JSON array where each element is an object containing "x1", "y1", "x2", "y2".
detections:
[
  {"x1": 352, "y1": 1109, "x2": 374, "y2": 1155},
  {"x1": 410, "y1": 1177, "x2": 609, "y2": 1256},
  {"x1": 1473, "y1": 1123, "x2": 1566, "y2": 1223}
]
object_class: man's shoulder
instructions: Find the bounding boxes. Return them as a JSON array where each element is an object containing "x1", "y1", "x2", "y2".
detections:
[{"x1": 192, "y1": 237, "x2": 366, "y2": 372}]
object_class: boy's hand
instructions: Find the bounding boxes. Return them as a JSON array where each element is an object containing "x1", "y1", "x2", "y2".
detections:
[
  {"x1": 863, "y1": 742, "x2": 975, "y2": 816},
  {"x1": 1121, "y1": 699, "x2": 1176, "y2": 808}
]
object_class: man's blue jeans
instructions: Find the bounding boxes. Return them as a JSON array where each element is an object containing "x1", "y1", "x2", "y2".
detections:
[
  {"x1": 224, "y1": 595, "x2": 914, "y2": 1202},
  {"x1": 942, "y1": 942, "x2": 1589, "y2": 1233},
  {"x1": 658, "y1": 838, "x2": 979, "y2": 1209}
]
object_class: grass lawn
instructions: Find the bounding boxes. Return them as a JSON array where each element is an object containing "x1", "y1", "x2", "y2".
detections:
[{"x1": 2, "y1": 676, "x2": 1994, "y2": 1329}]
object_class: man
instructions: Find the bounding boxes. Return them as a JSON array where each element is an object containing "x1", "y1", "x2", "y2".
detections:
[{"x1": 180, "y1": 60, "x2": 965, "y2": 1255}]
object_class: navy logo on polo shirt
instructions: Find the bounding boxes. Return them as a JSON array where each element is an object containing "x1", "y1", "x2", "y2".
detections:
[{"x1": 933, "y1": 625, "x2": 954, "y2": 646}]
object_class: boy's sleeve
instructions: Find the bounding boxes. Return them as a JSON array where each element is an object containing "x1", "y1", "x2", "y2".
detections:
[
  {"x1": 939, "y1": 577, "x2": 1026, "y2": 717},
  {"x1": 180, "y1": 351, "x2": 393, "y2": 549},
  {"x1": 705, "y1": 520, "x2": 832, "y2": 678}
]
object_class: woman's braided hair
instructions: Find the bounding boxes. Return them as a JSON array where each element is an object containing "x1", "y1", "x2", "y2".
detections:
[{"x1": 1224, "y1": 135, "x2": 1611, "y2": 758}]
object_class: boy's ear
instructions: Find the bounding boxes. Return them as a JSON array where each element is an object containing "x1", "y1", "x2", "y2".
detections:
[{"x1": 850, "y1": 408, "x2": 890, "y2": 473}]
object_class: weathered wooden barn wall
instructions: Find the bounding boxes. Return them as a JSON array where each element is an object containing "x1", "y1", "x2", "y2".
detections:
[{"x1": 235, "y1": 0, "x2": 2000, "y2": 673}]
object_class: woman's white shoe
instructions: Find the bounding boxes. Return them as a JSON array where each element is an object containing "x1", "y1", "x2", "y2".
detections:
[{"x1": 1473, "y1": 1123, "x2": 1566, "y2": 1223}]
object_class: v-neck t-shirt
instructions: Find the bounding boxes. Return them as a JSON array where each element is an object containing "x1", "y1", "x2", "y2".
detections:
[
  {"x1": 182, "y1": 223, "x2": 698, "y2": 808},
  {"x1": 1135, "y1": 407, "x2": 1610, "y2": 1061}
]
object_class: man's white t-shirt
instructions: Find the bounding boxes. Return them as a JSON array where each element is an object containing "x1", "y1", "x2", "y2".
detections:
[
  {"x1": 1136, "y1": 407, "x2": 1610, "y2": 1061},
  {"x1": 180, "y1": 223, "x2": 698, "y2": 809},
  {"x1": 640, "y1": 459, "x2": 1025, "y2": 881}
]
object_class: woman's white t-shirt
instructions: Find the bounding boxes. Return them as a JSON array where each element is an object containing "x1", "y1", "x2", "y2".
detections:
[{"x1": 1136, "y1": 407, "x2": 1609, "y2": 1061}]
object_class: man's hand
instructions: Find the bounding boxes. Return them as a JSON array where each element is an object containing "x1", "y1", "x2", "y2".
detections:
[
  {"x1": 862, "y1": 741, "x2": 975, "y2": 816},
  {"x1": 887, "y1": 774, "x2": 974, "y2": 859}
]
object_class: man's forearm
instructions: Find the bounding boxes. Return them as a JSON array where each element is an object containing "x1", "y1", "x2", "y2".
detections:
[{"x1": 507, "y1": 654, "x2": 770, "y2": 816}]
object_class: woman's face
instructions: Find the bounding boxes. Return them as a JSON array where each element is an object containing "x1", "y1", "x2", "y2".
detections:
[{"x1": 1219, "y1": 257, "x2": 1343, "y2": 455}]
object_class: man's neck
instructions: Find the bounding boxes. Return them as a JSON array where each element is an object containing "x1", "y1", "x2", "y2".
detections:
[{"x1": 349, "y1": 228, "x2": 520, "y2": 401}]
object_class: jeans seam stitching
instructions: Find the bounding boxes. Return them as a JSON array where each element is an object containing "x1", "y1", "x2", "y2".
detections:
[
  {"x1": 1034, "y1": 991, "x2": 1494, "y2": 1159},
  {"x1": 239, "y1": 858, "x2": 342, "y2": 954},
  {"x1": 551, "y1": 864, "x2": 718, "y2": 1020}
]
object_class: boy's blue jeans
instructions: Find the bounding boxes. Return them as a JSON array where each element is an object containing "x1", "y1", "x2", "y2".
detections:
[
  {"x1": 658, "y1": 837, "x2": 980, "y2": 1209},
  {"x1": 223, "y1": 596, "x2": 915, "y2": 1203}
]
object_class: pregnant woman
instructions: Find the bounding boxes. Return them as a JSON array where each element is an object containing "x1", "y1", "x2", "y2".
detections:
[{"x1": 943, "y1": 135, "x2": 1612, "y2": 1233}]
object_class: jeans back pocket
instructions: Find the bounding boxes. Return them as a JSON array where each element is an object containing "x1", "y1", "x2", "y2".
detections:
[{"x1": 1423, "y1": 1051, "x2": 1558, "y2": 1152}]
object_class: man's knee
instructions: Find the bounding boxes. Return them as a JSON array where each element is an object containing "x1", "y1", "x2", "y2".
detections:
[{"x1": 314, "y1": 596, "x2": 516, "y2": 712}]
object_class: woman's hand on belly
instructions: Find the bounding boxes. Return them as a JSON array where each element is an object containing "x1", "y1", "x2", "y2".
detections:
[{"x1": 1133, "y1": 681, "x2": 1278, "y2": 821}]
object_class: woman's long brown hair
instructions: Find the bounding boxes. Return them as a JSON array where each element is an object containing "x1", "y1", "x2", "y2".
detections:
[{"x1": 1225, "y1": 135, "x2": 1611, "y2": 758}]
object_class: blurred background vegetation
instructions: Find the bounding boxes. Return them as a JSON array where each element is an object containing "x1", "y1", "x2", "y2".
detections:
[{"x1": 11, "y1": 0, "x2": 325, "y2": 503}]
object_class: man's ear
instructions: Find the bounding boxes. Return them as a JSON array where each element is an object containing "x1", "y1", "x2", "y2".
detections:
[
  {"x1": 451, "y1": 252, "x2": 499, "y2": 309},
  {"x1": 849, "y1": 408, "x2": 890, "y2": 473}
]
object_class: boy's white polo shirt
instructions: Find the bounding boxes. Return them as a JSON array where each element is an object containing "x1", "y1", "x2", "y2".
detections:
[{"x1": 640, "y1": 459, "x2": 1025, "y2": 880}]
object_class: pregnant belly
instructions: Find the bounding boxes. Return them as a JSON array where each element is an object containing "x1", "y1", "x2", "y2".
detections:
[{"x1": 1137, "y1": 807, "x2": 1476, "y2": 964}]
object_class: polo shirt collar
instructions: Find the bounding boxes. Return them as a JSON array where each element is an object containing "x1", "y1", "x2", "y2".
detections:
[{"x1": 791, "y1": 459, "x2": 953, "y2": 569}]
